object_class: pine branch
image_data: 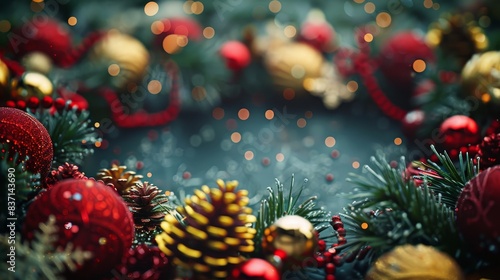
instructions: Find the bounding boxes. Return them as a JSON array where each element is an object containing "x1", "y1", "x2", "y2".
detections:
[
  {"x1": 29, "y1": 105, "x2": 100, "y2": 167},
  {"x1": 0, "y1": 215, "x2": 92, "y2": 280},
  {"x1": 341, "y1": 153, "x2": 474, "y2": 270},
  {"x1": 417, "y1": 145, "x2": 479, "y2": 208},
  {"x1": 253, "y1": 175, "x2": 330, "y2": 256},
  {"x1": 0, "y1": 143, "x2": 41, "y2": 233}
]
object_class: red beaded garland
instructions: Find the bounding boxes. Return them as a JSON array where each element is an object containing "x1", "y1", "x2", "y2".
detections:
[
  {"x1": 0, "y1": 107, "x2": 53, "y2": 177},
  {"x1": 23, "y1": 179, "x2": 135, "y2": 278}
]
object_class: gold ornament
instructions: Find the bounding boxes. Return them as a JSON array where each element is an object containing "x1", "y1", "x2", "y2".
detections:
[
  {"x1": 426, "y1": 14, "x2": 488, "y2": 67},
  {"x1": 262, "y1": 215, "x2": 318, "y2": 264},
  {"x1": 96, "y1": 164, "x2": 143, "y2": 195},
  {"x1": 0, "y1": 59, "x2": 9, "y2": 95},
  {"x1": 22, "y1": 51, "x2": 53, "y2": 74},
  {"x1": 365, "y1": 244, "x2": 464, "y2": 280},
  {"x1": 264, "y1": 42, "x2": 324, "y2": 91},
  {"x1": 461, "y1": 51, "x2": 500, "y2": 104},
  {"x1": 90, "y1": 30, "x2": 150, "y2": 89},
  {"x1": 12, "y1": 72, "x2": 53, "y2": 99},
  {"x1": 155, "y1": 179, "x2": 256, "y2": 279}
]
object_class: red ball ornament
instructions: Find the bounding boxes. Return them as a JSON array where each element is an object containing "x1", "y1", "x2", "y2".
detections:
[
  {"x1": 456, "y1": 166, "x2": 500, "y2": 254},
  {"x1": 58, "y1": 88, "x2": 89, "y2": 111},
  {"x1": 299, "y1": 21, "x2": 335, "y2": 52},
  {"x1": 439, "y1": 115, "x2": 480, "y2": 150},
  {"x1": 401, "y1": 110, "x2": 425, "y2": 140},
  {"x1": 12, "y1": 19, "x2": 71, "y2": 66},
  {"x1": 154, "y1": 17, "x2": 202, "y2": 48},
  {"x1": 228, "y1": 258, "x2": 281, "y2": 280},
  {"x1": 378, "y1": 32, "x2": 435, "y2": 87},
  {"x1": 0, "y1": 107, "x2": 53, "y2": 177},
  {"x1": 23, "y1": 179, "x2": 135, "y2": 279},
  {"x1": 220, "y1": 41, "x2": 251, "y2": 71}
]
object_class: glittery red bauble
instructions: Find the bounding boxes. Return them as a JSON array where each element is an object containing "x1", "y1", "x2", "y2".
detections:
[
  {"x1": 299, "y1": 21, "x2": 335, "y2": 52},
  {"x1": 12, "y1": 19, "x2": 71, "y2": 66},
  {"x1": 0, "y1": 107, "x2": 53, "y2": 177},
  {"x1": 456, "y1": 166, "x2": 500, "y2": 254},
  {"x1": 154, "y1": 17, "x2": 202, "y2": 48},
  {"x1": 378, "y1": 32, "x2": 435, "y2": 86},
  {"x1": 220, "y1": 41, "x2": 251, "y2": 71},
  {"x1": 439, "y1": 115, "x2": 480, "y2": 150},
  {"x1": 228, "y1": 258, "x2": 281, "y2": 280},
  {"x1": 23, "y1": 179, "x2": 135, "y2": 279},
  {"x1": 115, "y1": 245, "x2": 171, "y2": 280}
]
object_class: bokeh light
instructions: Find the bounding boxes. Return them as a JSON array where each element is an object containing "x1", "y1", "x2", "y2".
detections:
[
  {"x1": 144, "y1": 1, "x2": 159, "y2": 16},
  {"x1": 68, "y1": 16, "x2": 77, "y2": 26}
]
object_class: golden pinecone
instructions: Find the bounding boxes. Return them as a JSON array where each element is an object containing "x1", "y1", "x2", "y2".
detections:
[
  {"x1": 155, "y1": 179, "x2": 256, "y2": 279},
  {"x1": 96, "y1": 164, "x2": 143, "y2": 195}
]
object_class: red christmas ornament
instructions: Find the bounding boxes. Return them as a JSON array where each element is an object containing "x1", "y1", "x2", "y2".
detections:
[
  {"x1": 228, "y1": 258, "x2": 281, "y2": 280},
  {"x1": 401, "y1": 110, "x2": 425, "y2": 140},
  {"x1": 456, "y1": 166, "x2": 500, "y2": 254},
  {"x1": 439, "y1": 115, "x2": 480, "y2": 150},
  {"x1": 378, "y1": 32, "x2": 435, "y2": 87},
  {"x1": 23, "y1": 179, "x2": 135, "y2": 279},
  {"x1": 0, "y1": 107, "x2": 53, "y2": 177},
  {"x1": 154, "y1": 17, "x2": 202, "y2": 48},
  {"x1": 58, "y1": 88, "x2": 89, "y2": 111},
  {"x1": 299, "y1": 21, "x2": 336, "y2": 52},
  {"x1": 220, "y1": 41, "x2": 251, "y2": 71},
  {"x1": 115, "y1": 245, "x2": 171, "y2": 280},
  {"x1": 11, "y1": 19, "x2": 72, "y2": 66}
]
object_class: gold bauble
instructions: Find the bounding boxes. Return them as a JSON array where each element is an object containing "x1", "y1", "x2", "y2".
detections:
[
  {"x1": 365, "y1": 244, "x2": 464, "y2": 280},
  {"x1": 0, "y1": 59, "x2": 9, "y2": 95},
  {"x1": 90, "y1": 30, "x2": 149, "y2": 89},
  {"x1": 262, "y1": 215, "x2": 318, "y2": 264},
  {"x1": 263, "y1": 42, "x2": 324, "y2": 91},
  {"x1": 22, "y1": 51, "x2": 53, "y2": 75},
  {"x1": 461, "y1": 51, "x2": 500, "y2": 104},
  {"x1": 12, "y1": 72, "x2": 53, "y2": 99}
]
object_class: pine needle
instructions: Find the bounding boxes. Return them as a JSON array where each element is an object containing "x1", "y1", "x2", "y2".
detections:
[
  {"x1": 417, "y1": 145, "x2": 479, "y2": 208},
  {"x1": 253, "y1": 175, "x2": 330, "y2": 256},
  {"x1": 0, "y1": 215, "x2": 92, "y2": 280},
  {"x1": 341, "y1": 152, "x2": 478, "y2": 272},
  {"x1": 29, "y1": 106, "x2": 100, "y2": 167}
]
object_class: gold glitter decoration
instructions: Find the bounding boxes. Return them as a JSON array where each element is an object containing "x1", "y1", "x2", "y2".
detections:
[
  {"x1": 461, "y1": 51, "x2": 500, "y2": 104},
  {"x1": 365, "y1": 244, "x2": 464, "y2": 280},
  {"x1": 155, "y1": 179, "x2": 256, "y2": 279}
]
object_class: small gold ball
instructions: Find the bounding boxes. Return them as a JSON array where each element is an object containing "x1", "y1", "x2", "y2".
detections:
[
  {"x1": 0, "y1": 59, "x2": 9, "y2": 95},
  {"x1": 12, "y1": 72, "x2": 53, "y2": 99},
  {"x1": 262, "y1": 215, "x2": 318, "y2": 264},
  {"x1": 263, "y1": 42, "x2": 325, "y2": 92},
  {"x1": 90, "y1": 30, "x2": 150, "y2": 89},
  {"x1": 22, "y1": 51, "x2": 53, "y2": 74},
  {"x1": 365, "y1": 244, "x2": 464, "y2": 280}
]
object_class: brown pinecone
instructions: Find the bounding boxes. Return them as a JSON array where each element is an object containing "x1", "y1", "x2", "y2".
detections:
[
  {"x1": 478, "y1": 133, "x2": 500, "y2": 169},
  {"x1": 44, "y1": 162, "x2": 87, "y2": 189},
  {"x1": 122, "y1": 181, "x2": 170, "y2": 232},
  {"x1": 96, "y1": 164, "x2": 143, "y2": 194},
  {"x1": 155, "y1": 179, "x2": 256, "y2": 279}
]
